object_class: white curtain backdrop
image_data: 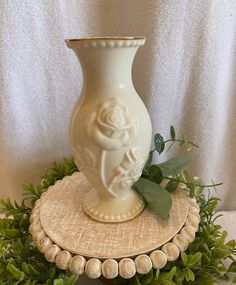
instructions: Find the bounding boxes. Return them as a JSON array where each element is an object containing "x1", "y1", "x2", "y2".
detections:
[{"x1": 0, "y1": 0, "x2": 236, "y2": 211}]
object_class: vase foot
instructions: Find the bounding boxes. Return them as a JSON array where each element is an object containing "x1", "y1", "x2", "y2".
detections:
[{"x1": 83, "y1": 189, "x2": 145, "y2": 223}]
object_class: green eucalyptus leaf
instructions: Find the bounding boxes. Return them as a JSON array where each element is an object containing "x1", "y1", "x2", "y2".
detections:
[
  {"x1": 166, "y1": 180, "x2": 179, "y2": 193},
  {"x1": 134, "y1": 178, "x2": 172, "y2": 220},
  {"x1": 154, "y1": 133, "x2": 165, "y2": 154},
  {"x1": 146, "y1": 165, "x2": 163, "y2": 184},
  {"x1": 158, "y1": 156, "x2": 188, "y2": 176},
  {"x1": 170, "y1": 126, "x2": 176, "y2": 140}
]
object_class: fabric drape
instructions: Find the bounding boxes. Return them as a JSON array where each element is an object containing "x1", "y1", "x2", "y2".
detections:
[{"x1": 0, "y1": 0, "x2": 236, "y2": 210}]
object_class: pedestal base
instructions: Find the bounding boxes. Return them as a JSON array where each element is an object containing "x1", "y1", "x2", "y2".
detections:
[
  {"x1": 29, "y1": 172, "x2": 200, "y2": 279},
  {"x1": 83, "y1": 188, "x2": 145, "y2": 223}
]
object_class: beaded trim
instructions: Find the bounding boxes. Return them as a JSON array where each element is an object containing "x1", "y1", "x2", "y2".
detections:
[
  {"x1": 65, "y1": 37, "x2": 146, "y2": 49},
  {"x1": 29, "y1": 187, "x2": 200, "y2": 279}
]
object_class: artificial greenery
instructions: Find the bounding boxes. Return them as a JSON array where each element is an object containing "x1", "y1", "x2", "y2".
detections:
[
  {"x1": 0, "y1": 129, "x2": 236, "y2": 284},
  {"x1": 135, "y1": 126, "x2": 222, "y2": 220},
  {"x1": 126, "y1": 177, "x2": 236, "y2": 285},
  {"x1": 0, "y1": 158, "x2": 78, "y2": 285}
]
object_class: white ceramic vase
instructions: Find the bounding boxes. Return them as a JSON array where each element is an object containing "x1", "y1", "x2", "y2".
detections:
[{"x1": 66, "y1": 37, "x2": 152, "y2": 223}]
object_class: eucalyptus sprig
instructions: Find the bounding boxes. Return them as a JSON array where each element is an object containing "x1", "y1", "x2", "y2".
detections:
[
  {"x1": 151, "y1": 126, "x2": 199, "y2": 155},
  {"x1": 164, "y1": 171, "x2": 223, "y2": 198},
  {"x1": 136, "y1": 127, "x2": 221, "y2": 220},
  {"x1": 144, "y1": 126, "x2": 198, "y2": 173}
]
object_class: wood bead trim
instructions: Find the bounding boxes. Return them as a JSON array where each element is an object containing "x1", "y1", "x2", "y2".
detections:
[
  {"x1": 119, "y1": 258, "x2": 136, "y2": 279},
  {"x1": 55, "y1": 251, "x2": 72, "y2": 270},
  {"x1": 69, "y1": 255, "x2": 86, "y2": 274},
  {"x1": 161, "y1": 243, "x2": 180, "y2": 261},
  {"x1": 85, "y1": 258, "x2": 102, "y2": 279},
  {"x1": 29, "y1": 191, "x2": 200, "y2": 279},
  {"x1": 135, "y1": 255, "x2": 152, "y2": 274},
  {"x1": 150, "y1": 250, "x2": 167, "y2": 269},
  {"x1": 102, "y1": 259, "x2": 119, "y2": 279}
]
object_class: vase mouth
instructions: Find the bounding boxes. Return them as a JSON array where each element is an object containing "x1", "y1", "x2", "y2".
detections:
[{"x1": 65, "y1": 36, "x2": 146, "y2": 49}]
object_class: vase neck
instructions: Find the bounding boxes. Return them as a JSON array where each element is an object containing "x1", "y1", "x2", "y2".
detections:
[{"x1": 66, "y1": 38, "x2": 145, "y2": 96}]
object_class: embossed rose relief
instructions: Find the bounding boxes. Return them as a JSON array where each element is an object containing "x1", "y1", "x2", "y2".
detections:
[
  {"x1": 75, "y1": 97, "x2": 144, "y2": 198},
  {"x1": 84, "y1": 98, "x2": 137, "y2": 150}
]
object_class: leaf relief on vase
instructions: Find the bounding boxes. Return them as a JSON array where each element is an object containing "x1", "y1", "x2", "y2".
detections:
[
  {"x1": 84, "y1": 97, "x2": 137, "y2": 151},
  {"x1": 108, "y1": 148, "x2": 145, "y2": 197}
]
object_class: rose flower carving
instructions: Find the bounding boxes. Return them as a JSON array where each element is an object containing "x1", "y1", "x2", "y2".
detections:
[{"x1": 84, "y1": 98, "x2": 136, "y2": 150}]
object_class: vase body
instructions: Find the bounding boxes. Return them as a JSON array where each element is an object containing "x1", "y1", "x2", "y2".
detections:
[{"x1": 66, "y1": 37, "x2": 152, "y2": 223}]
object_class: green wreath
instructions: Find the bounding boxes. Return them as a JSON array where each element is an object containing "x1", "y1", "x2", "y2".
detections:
[{"x1": 0, "y1": 127, "x2": 236, "y2": 285}]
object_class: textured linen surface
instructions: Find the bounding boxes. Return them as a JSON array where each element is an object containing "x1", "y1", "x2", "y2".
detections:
[
  {"x1": 77, "y1": 211, "x2": 236, "y2": 285},
  {"x1": 0, "y1": 0, "x2": 236, "y2": 212}
]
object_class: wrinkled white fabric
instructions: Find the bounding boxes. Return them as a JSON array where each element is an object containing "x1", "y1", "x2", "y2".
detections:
[{"x1": 0, "y1": 0, "x2": 236, "y2": 210}]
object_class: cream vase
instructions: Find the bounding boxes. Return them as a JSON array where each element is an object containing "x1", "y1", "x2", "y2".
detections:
[{"x1": 66, "y1": 37, "x2": 152, "y2": 223}]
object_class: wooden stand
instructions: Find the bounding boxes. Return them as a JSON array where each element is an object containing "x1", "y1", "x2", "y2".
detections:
[{"x1": 29, "y1": 172, "x2": 200, "y2": 280}]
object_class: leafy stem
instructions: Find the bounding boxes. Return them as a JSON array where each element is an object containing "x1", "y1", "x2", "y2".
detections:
[
  {"x1": 152, "y1": 126, "x2": 199, "y2": 156},
  {"x1": 150, "y1": 138, "x2": 199, "y2": 154},
  {"x1": 165, "y1": 138, "x2": 199, "y2": 148},
  {"x1": 162, "y1": 176, "x2": 223, "y2": 189}
]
